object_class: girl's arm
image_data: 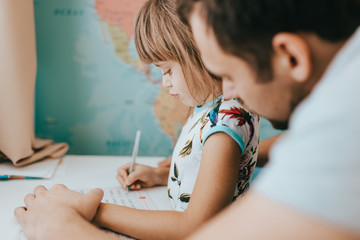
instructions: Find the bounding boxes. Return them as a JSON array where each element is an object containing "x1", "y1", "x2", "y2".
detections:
[
  {"x1": 94, "y1": 132, "x2": 241, "y2": 240},
  {"x1": 157, "y1": 156, "x2": 172, "y2": 167}
]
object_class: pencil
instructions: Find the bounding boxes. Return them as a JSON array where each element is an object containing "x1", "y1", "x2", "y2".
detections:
[{"x1": 127, "y1": 130, "x2": 141, "y2": 190}]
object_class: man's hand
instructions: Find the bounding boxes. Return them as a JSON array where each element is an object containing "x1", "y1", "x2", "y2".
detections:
[{"x1": 14, "y1": 184, "x2": 103, "y2": 240}]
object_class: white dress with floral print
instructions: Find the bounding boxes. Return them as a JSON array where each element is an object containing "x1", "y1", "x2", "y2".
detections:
[{"x1": 167, "y1": 96, "x2": 260, "y2": 211}]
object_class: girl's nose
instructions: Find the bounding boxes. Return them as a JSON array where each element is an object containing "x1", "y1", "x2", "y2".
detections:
[{"x1": 162, "y1": 76, "x2": 172, "y2": 88}]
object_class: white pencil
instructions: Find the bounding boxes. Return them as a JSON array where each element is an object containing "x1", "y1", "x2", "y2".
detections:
[{"x1": 127, "y1": 130, "x2": 141, "y2": 190}]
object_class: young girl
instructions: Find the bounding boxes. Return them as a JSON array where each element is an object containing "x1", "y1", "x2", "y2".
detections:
[{"x1": 93, "y1": 0, "x2": 260, "y2": 238}]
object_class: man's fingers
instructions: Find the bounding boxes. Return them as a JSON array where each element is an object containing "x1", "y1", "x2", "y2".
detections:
[
  {"x1": 24, "y1": 194, "x2": 35, "y2": 207},
  {"x1": 33, "y1": 185, "x2": 47, "y2": 196},
  {"x1": 14, "y1": 207, "x2": 26, "y2": 224},
  {"x1": 85, "y1": 188, "x2": 104, "y2": 203},
  {"x1": 51, "y1": 184, "x2": 68, "y2": 191},
  {"x1": 80, "y1": 188, "x2": 104, "y2": 221}
]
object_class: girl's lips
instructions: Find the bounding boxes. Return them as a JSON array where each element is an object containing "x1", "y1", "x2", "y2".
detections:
[{"x1": 170, "y1": 94, "x2": 179, "y2": 98}]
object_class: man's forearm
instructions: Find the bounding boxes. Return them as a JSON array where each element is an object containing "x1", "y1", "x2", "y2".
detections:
[{"x1": 186, "y1": 191, "x2": 358, "y2": 240}]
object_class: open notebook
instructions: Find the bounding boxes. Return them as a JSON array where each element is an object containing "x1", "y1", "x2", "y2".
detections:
[{"x1": 0, "y1": 158, "x2": 60, "y2": 179}]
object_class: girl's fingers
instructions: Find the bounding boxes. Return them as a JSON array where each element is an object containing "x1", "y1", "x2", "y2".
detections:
[
  {"x1": 129, "y1": 183, "x2": 141, "y2": 190},
  {"x1": 117, "y1": 168, "x2": 128, "y2": 179},
  {"x1": 117, "y1": 164, "x2": 140, "y2": 188},
  {"x1": 116, "y1": 175, "x2": 126, "y2": 189},
  {"x1": 118, "y1": 162, "x2": 131, "y2": 172},
  {"x1": 126, "y1": 170, "x2": 143, "y2": 186},
  {"x1": 117, "y1": 164, "x2": 151, "y2": 189}
]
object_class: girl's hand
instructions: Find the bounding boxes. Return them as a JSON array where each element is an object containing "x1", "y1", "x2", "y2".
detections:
[
  {"x1": 117, "y1": 163, "x2": 163, "y2": 190},
  {"x1": 157, "y1": 156, "x2": 172, "y2": 167}
]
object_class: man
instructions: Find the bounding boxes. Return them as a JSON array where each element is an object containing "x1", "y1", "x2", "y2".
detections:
[
  {"x1": 176, "y1": 0, "x2": 360, "y2": 239},
  {"x1": 14, "y1": 0, "x2": 360, "y2": 239}
]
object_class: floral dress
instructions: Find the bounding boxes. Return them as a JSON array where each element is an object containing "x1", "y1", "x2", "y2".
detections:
[{"x1": 167, "y1": 96, "x2": 260, "y2": 211}]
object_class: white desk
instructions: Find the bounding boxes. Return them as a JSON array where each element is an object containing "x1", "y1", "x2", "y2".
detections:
[{"x1": 0, "y1": 155, "x2": 172, "y2": 240}]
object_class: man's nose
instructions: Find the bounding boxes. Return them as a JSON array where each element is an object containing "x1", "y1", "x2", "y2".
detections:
[{"x1": 222, "y1": 80, "x2": 238, "y2": 99}]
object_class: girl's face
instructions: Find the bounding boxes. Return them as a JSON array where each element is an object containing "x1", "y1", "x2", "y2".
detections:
[{"x1": 155, "y1": 61, "x2": 198, "y2": 107}]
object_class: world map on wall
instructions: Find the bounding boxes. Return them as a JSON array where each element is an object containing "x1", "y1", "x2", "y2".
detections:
[
  {"x1": 33, "y1": 0, "x2": 283, "y2": 156},
  {"x1": 34, "y1": 0, "x2": 189, "y2": 156}
]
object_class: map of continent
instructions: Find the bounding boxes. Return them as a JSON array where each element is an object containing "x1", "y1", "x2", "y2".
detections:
[
  {"x1": 96, "y1": 0, "x2": 146, "y2": 71},
  {"x1": 34, "y1": 0, "x2": 189, "y2": 156}
]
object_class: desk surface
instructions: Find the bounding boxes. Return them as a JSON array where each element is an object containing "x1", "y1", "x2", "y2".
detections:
[{"x1": 0, "y1": 155, "x2": 171, "y2": 240}]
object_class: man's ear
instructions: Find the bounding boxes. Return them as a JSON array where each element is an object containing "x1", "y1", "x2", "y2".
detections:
[{"x1": 272, "y1": 33, "x2": 312, "y2": 82}]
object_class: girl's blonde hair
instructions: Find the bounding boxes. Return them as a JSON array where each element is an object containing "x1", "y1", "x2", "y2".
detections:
[{"x1": 134, "y1": 0, "x2": 222, "y2": 105}]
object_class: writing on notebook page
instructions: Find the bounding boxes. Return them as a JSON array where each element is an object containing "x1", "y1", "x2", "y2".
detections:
[{"x1": 79, "y1": 187, "x2": 157, "y2": 210}]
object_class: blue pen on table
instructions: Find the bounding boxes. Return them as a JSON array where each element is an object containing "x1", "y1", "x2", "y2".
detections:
[{"x1": 127, "y1": 130, "x2": 141, "y2": 191}]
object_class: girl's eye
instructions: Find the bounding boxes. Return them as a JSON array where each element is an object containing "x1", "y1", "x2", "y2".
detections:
[{"x1": 163, "y1": 69, "x2": 172, "y2": 76}]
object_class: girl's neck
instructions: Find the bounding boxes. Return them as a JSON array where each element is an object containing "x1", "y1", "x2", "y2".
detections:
[
  {"x1": 197, "y1": 94, "x2": 222, "y2": 108},
  {"x1": 203, "y1": 88, "x2": 223, "y2": 105}
]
